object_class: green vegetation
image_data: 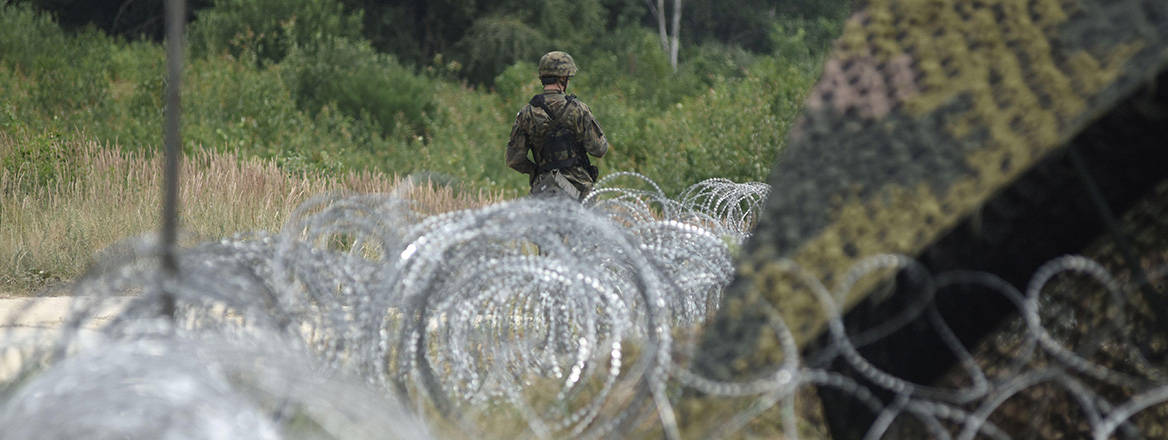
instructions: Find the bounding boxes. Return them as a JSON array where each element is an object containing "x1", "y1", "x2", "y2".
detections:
[
  {"x1": 0, "y1": 0, "x2": 848, "y2": 294},
  {"x1": 1, "y1": 0, "x2": 847, "y2": 197}
]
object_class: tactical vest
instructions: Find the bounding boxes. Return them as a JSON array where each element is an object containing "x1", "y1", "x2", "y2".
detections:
[{"x1": 529, "y1": 94, "x2": 594, "y2": 178}]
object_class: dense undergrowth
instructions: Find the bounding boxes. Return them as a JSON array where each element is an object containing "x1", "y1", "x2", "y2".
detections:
[{"x1": 0, "y1": 1, "x2": 842, "y2": 196}]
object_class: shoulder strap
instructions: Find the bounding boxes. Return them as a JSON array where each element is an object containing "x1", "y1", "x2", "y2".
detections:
[
  {"x1": 531, "y1": 93, "x2": 593, "y2": 176},
  {"x1": 529, "y1": 94, "x2": 576, "y2": 122}
]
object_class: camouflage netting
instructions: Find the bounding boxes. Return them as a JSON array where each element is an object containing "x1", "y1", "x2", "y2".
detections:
[{"x1": 691, "y1": 0, "x2": 1168, "y2": 437}]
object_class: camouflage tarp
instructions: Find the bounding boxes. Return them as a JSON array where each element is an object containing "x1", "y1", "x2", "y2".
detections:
[{"x1": 689, "y1": 0, "x2": 1168, "y2": 437}]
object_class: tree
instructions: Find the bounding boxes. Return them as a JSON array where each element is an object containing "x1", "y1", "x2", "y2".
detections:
[
  {"x1": 454, "y1": 15, "x2": 548, "y2": 84},
  {"x1": 21, "y1": 0, "x2": 212, "y2": 40},
  {"x1": 645, "y1": 0, "x2": 680, "y2": 71}
]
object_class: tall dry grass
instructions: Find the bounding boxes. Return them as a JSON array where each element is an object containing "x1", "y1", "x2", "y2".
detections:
[{"x1": 0, "y1": 133, "x2": 505, "y2": 295}]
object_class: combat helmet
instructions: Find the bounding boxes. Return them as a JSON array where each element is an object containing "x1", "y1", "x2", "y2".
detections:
[{"x1": 538, "y1": 51, "x2": 577, "y2": 78}]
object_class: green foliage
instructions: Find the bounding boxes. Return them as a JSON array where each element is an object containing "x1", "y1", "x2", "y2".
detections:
[
  {"x1": 341, "y1": 0, "x2": 479, "y2": 68},
  {"x1": 183, "y1": 55, "x2": 307, "y2": 153},
  {"x1": 19, "y1": 0, "x2": 214, "y2": 41},
  {"x1": 771, "y1": 16, "x2": 846, "y2": 61},
  {"x1": 597, "y1": 0, "x2": 647, "y2": 29},
  {"x1": 189, "y1": 0, "x2": 363, "y2": 65},
  {"x1": 1, "y1": 128, "x2": 79, "y2": 193},
  {"x1": 447, "y1": 0, "x2": 607, "y2": 85},
  {"x1": 493, "y1": 61, "x2": 540, "y2": 111},
  {"x1": 0, "y1": 2, "x2": 65, "y2": 69},
  {"x1": 453, "y1": 16, "x2": 548, "y2": 86},
  {"x1": 684, "y1": 0, "x2": 781, "y2": 52},
  {"x1": 409, "y1": 82, "x2": 514, "y2": 190},
  {"x1": 578, "y1": 29, "x2": 693, "y2": 110},
  {"x1": 1, "y1": 0, "x2": 847, "y2": 199},
  {"x1": 343, "y1": 0, "x2": 607, "y2": 84},
  {"x1": 571, "y1": 17, "x2": 838, "y2": 194},
  {"x1": 0, "y1": 3, "x2": 112, "y2": 118},
  {"x1": 19, "y1": 0, "x2": 853, "y2": 88},
  {"x1": 0, "y1": 88, "x2": 17, "y2": 132},
  {"x1": 284, "y1": 36, "x2": 435, "y2": 137},
  {"x1": 179, "y1": 52, "x2": 398, "y2": 175},
  {"x1": 525, "y1": 0, "x2": 606, "y2": 50},
  {"x1": 776, "y1": 0, "x2": 854, "y2": 20},
  {"x1": 683, "y1": 0, "x2": 850, "y2": 52}
]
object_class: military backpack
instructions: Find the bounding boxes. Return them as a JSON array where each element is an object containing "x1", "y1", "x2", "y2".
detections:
[{"x1": 529, "y1": 94, "x2": 599, "y2": 181}]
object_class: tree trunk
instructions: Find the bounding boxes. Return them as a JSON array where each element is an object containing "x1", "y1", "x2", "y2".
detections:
[
  {"x1": 652, "y1": 0, "x2": 669, "y2": 55},
  {"x1": 646, "y1": 0, "x2": 681, "y2": 72},
  {"x1": 669, "y1": 0, "x2": 681, "y2": 71}
]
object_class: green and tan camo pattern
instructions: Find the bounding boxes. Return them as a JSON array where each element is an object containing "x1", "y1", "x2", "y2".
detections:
[
  {"x1": 506, "y1": 91, "x2": 608, "y2": 194},
  {"x1": 538, "y1": 50, "x2": 578, "y2": 77},
  {"x1": 693, "y1": 0, "x2": 1168, "y2": 385}
]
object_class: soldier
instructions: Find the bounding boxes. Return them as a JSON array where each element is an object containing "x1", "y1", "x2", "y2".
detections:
[{"x1": 506, "y1": 51, "x2": 609, "y2": 201}]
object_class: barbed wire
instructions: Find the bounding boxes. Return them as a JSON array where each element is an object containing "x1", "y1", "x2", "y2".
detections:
[
  {"x1": 3, "y1": 174, "x2": 1167, "y2": 438},
  {"x1": 5, "y1": 0, "x2": 1165, "y2": 436}
]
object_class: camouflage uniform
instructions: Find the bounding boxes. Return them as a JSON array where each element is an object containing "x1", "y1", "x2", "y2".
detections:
[{"x1": 506, "y1": 51, "x2": 608, "y2": 201}]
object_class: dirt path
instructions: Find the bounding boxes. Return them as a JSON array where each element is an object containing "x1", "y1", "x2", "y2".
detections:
[
  {"x1": 0, "y1": 296, "x2": 130, "y2": 328},
  {"x1": 0, "y1": 296, "x2": 131, "y2": 382}
]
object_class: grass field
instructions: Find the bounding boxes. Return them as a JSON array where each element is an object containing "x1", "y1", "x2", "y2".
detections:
[{"x1": 0, "y1": 132, "x2": 504, "y2": 295}]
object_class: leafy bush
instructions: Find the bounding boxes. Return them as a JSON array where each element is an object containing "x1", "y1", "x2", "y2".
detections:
[
  {"x1": 178, "y1": 52, "x2": 398, "y2": 175},
  {"x1": 0, "y1": 3, "x2": 66, "y2": 70},
  {"x1": 770, "y1": 16, "x2": 844, "y2": 64},
  {"x1": 283, "y1": 36, "x2": 436, "y2": 137},
  {"x1": 493, "y1": 61, "x2": 541, "y2": 111},
  {"x1": 525, "y1": 0, "x2": 606, "y2": 50},
  {"x1": 189, "y1": 0, "x2": 363, "y2": 65},
  {"x1": 576, "y1": 29, "x2": 693, "y2": 110},
  {"x1": 0, "y1": 3, "x2": 112, "y2": 118},
  {"x1": 454, "y1": 16, "x2": 548, "y2": 85},
  {"x1": 182, "y1": 55, "x2": 309, "y2": 153},
  {"x1": 575, "y1": 23, "x2": 831, "y2": 194},
  {"x1": 1, "y1": 0, "x2": 846, "y2": 199},
  {"x1": 1, "y1": 129, "x2": 80, "y2": 193}
]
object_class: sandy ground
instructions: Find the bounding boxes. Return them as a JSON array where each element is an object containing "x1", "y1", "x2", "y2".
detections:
[
  {"x1": 0, "y1": 296, "x2": 129, "y2": 328},
  {"x1": 0, "y1": 296, "x2": 131, "y2": 382}
]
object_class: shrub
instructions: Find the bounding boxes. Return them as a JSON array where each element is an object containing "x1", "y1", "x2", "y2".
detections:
[
  {"x1": 0, "y1": 3, "x2": 113, "y2": 119},
  {"x1": 283, "y1": 36, "x2": 436, "y2": 138},
  {"x1": 411, "y1": 81, "x2": 514, "y2": 191},
  {"x1": 0, "y1": 3, "x2": 66, "y2": 71},
  {"x1": 454, "y1": 16, "x2": 548, "y2": 86},
  {"x1": 189, "y1": 0, "x2": 363, "y2": 65},
  {"x1": 0, "y1": 129, "x2": 81, "y2": 194},
  {"x1": 0, "y1": 69, "x2": 23, "y2": 132},
  {"x1": 493, "y1": 61, "x2": 540, "y2": 111},
  {"x1": 575, "y1": 29, "x2": 711, "y2": 111},
  {"x1": 526, "y1": 0, "x2": 606, "y2": 51},
  {"x1": 182, "y1": 54, "x2": 311, "y2": 155}
]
